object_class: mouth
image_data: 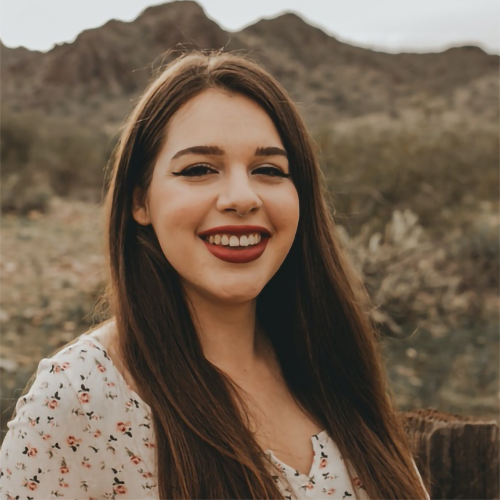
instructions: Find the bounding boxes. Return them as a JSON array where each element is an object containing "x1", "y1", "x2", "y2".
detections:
[
  {"x1": 199, "y1": 232, "x2": 268, "y2": 247},
  {"x1": 198, "y1": 233, "x2": 270, "y2": 263}
]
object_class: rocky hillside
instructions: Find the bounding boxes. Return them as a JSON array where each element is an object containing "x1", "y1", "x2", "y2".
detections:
[
  {"x1": 1, "y1": 0, "x2": 498, "y2": 131},
  {"x1": 0, "y1": 40, "x2": 40, "y2": 71}
]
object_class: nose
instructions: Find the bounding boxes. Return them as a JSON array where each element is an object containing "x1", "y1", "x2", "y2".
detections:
[{"x1": 216, "y1": 166, "x2": 262, "y2": 217}]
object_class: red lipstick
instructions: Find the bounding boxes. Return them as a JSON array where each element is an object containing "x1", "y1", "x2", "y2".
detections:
[
  {"x1": 198, "y1": 225, "x2": 271, "y2": 237},
  {"x1": 197, "y1": 225, "x2": 271, "y2": 264}
]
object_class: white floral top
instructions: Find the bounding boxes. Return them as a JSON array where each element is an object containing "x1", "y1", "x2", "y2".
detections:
[
  {"x1": 0, "y1": 333, "x2": 427, "y2": 499},
  {"x1": 265, "y1": 430, "x2": 370, "y2": 500}
]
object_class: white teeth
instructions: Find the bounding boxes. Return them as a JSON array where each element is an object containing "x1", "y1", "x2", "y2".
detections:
[{"x1": 204, "y1": 233, "x2": 263, "y2": 247}]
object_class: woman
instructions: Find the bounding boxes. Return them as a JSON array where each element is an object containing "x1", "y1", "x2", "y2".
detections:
[{"x1": 0, "y1": 50, "x2": 429, "y2": 499}]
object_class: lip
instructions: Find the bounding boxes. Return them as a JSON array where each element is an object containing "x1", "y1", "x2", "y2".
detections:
[
  {"x1": 200, "y1": 235, "x2": 270, "y2": 263},
  {"x1": 197, "y1": 225, "x2": 272, "y2": 238},
  {"x1": 197, "y1": 225, "x2": 272, "y2": 264}
]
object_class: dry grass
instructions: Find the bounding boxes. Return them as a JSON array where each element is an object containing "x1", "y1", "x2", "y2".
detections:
[{"x1": 1, "y1": 198, "x2": 106, "y2": 394}]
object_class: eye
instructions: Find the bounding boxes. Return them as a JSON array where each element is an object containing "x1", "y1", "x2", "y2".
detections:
[
  {"x1": 172, "y1": 164, "x2": 218, "y2": 177},
  {"x1": 253, "y1": 166, "x2": 290, "y2": 178}
]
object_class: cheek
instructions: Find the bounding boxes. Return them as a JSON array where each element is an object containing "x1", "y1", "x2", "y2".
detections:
[
  {"x1": 147, "y1": 183, "x2": 206, "y2": 251},
  {"x1": 268, "y1": 185, "x2": 300, "y2": 237}
]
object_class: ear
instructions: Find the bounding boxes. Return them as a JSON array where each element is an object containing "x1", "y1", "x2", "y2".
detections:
[{"x1": 132, "y1": 186, "x2": 151, "y2": 226}]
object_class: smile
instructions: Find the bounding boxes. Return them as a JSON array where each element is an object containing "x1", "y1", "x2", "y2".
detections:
[
  {"x1": 200, "y1": 233, "x2": 262, "y2": 247},
  {"x1": 199, "y1": 234, "x2": 269, "y2": 263}
]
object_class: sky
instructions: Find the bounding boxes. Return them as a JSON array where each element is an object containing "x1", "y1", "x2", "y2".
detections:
[{"x1": 1, "y1": 0, "x2": 499, "y2": 55}]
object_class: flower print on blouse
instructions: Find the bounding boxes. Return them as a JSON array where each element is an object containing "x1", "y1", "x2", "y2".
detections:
[
  {"x1": 265, "y1": 431, "x2": 370, "y2": 500},
  {"x1": 0, "y1": 332, "x2": 429, "y2": 499},
  {"x1": 0, "y1": 334, "x2": 157, "y2": 499}
]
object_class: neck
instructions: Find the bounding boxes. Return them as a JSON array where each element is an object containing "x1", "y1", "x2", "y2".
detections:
[{"x1": 182, "y1": 284, "x2": 271, "y2": 378}]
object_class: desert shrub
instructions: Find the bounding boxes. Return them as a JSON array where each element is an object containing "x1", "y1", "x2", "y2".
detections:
[
  {"x1": 314, "y1": 116, "x2": 499, "y2": 235},
  {"x1": 1, "y1": 108, "x2": 113, "y2": 210},
  {"x1": 338, "y1": 208, "x2": 498, "y2": 338},
  {"x1": 30, "y1": 119, "x2": 113, "y2": 198},
  {"x1": 1, "y1": 111, "x2": 38, "y2": 169},
  {"x1": 443, "y1": 203, "x2": 499, "y2": 290},
  {"x1": 336, "y1": 207, "x2": 499, "y2": 417},
  {"x1": 1, "y1": 171, "x2": 54, "y2": 215}
]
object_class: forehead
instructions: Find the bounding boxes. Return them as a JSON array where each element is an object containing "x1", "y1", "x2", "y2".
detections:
[{"x1": 163, "y1": 89, "x2": 284, "y2": 153}]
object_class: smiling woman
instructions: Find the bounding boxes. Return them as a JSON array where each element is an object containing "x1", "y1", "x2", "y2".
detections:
[
  {"x1": 0, "y1": 50, "x2": 429, "y2": 500},
  {"x1": 131, "y1": 88, "x2": 300, "y2": 297}
]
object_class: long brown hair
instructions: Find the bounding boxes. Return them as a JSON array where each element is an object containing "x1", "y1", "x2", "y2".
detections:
[{"x1": 102, "y1": 49, "x2": 428, "y2": 499}]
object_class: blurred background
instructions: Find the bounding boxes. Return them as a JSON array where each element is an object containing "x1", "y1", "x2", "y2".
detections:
[{"x1": 1, "y1": 0, "x2": 499, "y2": 444}]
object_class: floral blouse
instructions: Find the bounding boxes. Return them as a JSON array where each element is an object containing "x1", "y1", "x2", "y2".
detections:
[
  {"x1": 0, "y1": 333, "x2": 427, "y2": 499},
  {"x1": 265, "y1": 430, "x2": 370, "y2": 500}
]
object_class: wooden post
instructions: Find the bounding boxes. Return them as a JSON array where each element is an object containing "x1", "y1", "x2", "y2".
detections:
[{"x1": 399, "y1": 408, "x2": 499, "y2": 499}]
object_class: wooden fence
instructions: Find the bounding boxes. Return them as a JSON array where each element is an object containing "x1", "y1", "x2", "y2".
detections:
[{"x1": 401, "y1": 408, "x2": 499, "y2": 499}]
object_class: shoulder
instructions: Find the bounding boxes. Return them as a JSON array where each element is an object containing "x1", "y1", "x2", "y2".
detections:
[
  {"x1": 0, "y1": 323, "x2": 155, "y2": 498},
  {"x1": 85, "y1": 318, "x2": 117, "y2": 351},
  {"x1": 9, "y1": 335, "x2": 100, "y2": 429},
  {"x1": 0, "y1": 339, "x2": 98, "y2": 495},
  {"x1": 11, "y1": 322, "x2": 121, "y2": 429}
]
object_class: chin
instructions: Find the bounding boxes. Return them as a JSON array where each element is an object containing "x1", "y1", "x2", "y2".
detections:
[
  {"x1": 182, "y1": 278, "x2": 261, "y2": 304},
  {"x1": 208, "y1": 283, "x2": 263, "y2": 304},
  {"x1": 214, "y1": 288, "x2": 261, "y2": 304}
]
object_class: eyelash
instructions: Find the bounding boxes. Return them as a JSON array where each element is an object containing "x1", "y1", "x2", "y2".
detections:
[{"x1": 172, "y1": 164, "x2": 291, "y2": 178}]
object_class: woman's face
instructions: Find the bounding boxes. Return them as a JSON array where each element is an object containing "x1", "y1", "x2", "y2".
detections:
[{"x1": 133, "y1": 88, "x2": 300, "y2": 305}]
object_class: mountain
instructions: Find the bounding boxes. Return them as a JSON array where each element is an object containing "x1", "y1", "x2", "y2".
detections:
[
  {"x1": 0, "y1": 40, "x2": 39, "y2": 70},
  {"x1": 1, "y1": 0, "x2": 498, "y2": 131},
  {"x1": 1, "y1": 1, "x2": 228, "y2": 121}
]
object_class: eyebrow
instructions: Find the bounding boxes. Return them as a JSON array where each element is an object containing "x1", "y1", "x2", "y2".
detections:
[{"x1": 171, "y1": 145, "x2": 288, "y2": 159}]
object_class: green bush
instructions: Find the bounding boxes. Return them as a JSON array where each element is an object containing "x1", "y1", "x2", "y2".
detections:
[
  {"x1": 314, "y1": 117, "x2": 499, "y2": 234},
  {"x1": 1, "y1": 109, "x2": 114, "y2": 208},
  {"x1": 1, "y1": 171, "x2": 53, "y2": 215}
]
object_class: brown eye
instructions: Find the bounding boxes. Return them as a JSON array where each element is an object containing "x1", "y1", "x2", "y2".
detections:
[
  {"x1": 253, "y1": 166, "x2": 290, "y2": 178},
  {"x1": 172, "y1": 164, "x2": 218, "y2": 177}
]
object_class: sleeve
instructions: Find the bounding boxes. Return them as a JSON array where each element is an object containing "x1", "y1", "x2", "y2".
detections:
[{"x1": 0, "y1": 357, "x2": 98, "y2": 499}]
